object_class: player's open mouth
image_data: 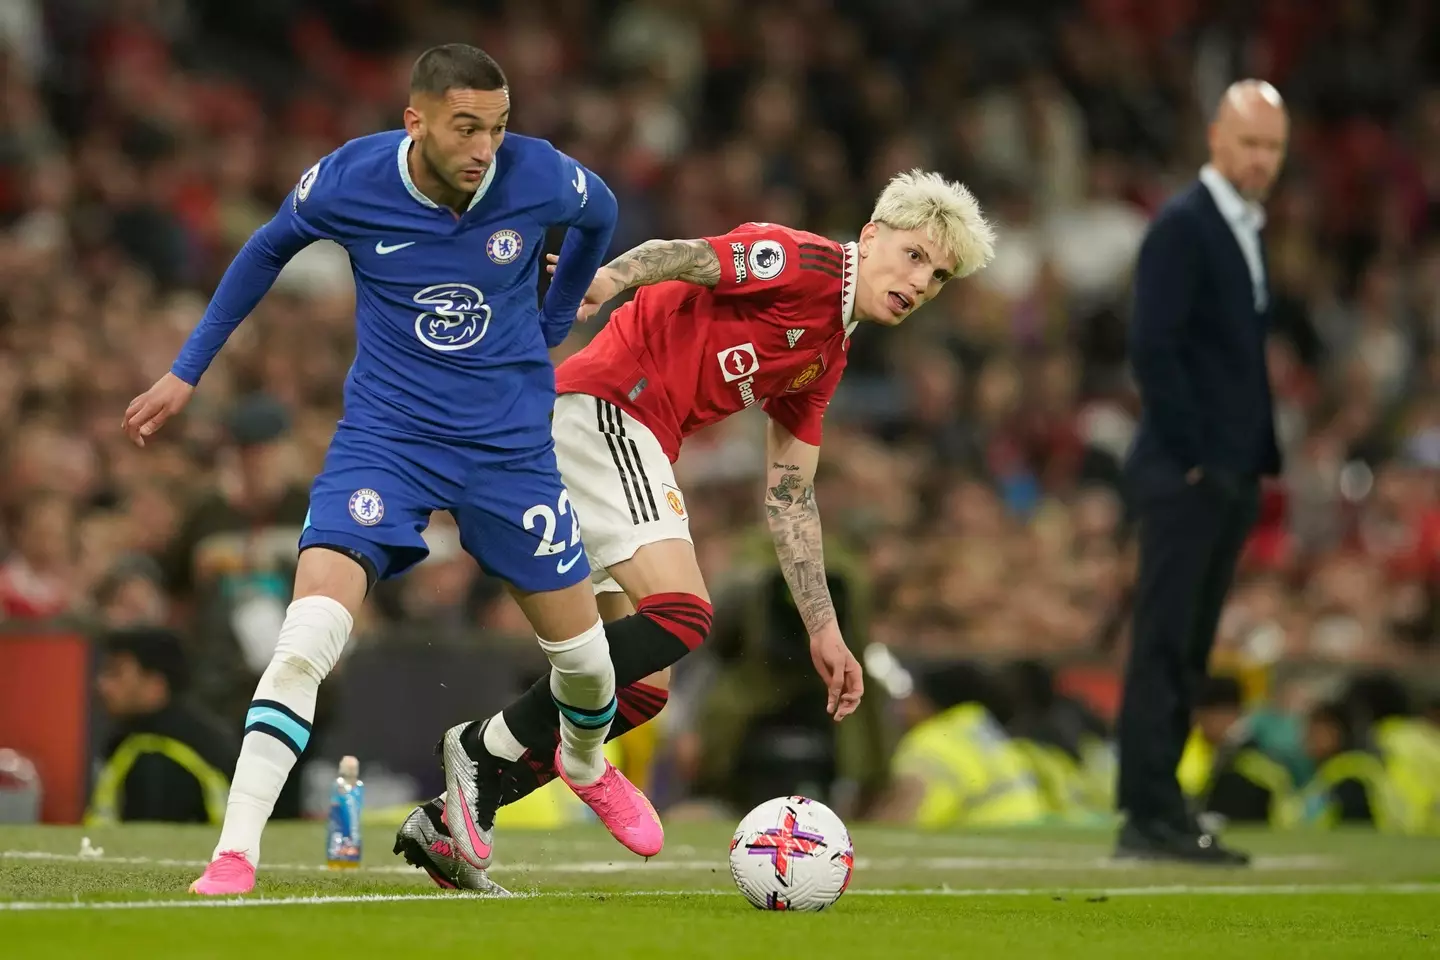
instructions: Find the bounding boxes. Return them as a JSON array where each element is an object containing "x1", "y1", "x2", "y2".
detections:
[
  {"x1": 888, "y1": 292, "x2": 912, "y2": 314},
  {"x1": 461, "y1": 168, "x2": 486, "y2": 182}
]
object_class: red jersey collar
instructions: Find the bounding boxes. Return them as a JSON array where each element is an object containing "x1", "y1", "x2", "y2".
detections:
[{"x1": 841, "y1": 242, "x2": 859, "y2": 338}]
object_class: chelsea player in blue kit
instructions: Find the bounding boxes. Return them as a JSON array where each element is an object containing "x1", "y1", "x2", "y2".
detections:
[{"x1": 122, "y1": 45, "x2": 661, "y2": 895}]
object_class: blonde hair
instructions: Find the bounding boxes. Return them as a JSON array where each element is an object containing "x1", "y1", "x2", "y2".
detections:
[{"x1": 870, "y1": 169, "x2": 996, "y2": 279}]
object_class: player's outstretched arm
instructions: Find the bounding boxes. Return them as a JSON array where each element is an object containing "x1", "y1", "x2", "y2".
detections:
[
  {"x1": 605, "y1": 238, "x2": 722, "y2": 292},
  {"x1": 763, "y1": 421, "x2": 864, "y2": 721},
  {"x1": 545, "y1": 238, "x2": 722, "y2": 321},
  {"x1": 122, "y1": 198, "x2": 319, "y2": 447}
]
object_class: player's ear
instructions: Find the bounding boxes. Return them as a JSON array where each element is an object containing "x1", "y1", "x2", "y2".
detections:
[
  {"x1": 403, "y1": 104, "x2": 425, "y2": 140},
  {"x1": 858, "y1": 221, "x2": 879, "y2": 258}
]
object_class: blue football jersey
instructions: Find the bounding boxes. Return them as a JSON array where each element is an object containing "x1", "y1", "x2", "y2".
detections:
[{"x1": 172, "y1": 130, "x2": 617, "y2": 452}]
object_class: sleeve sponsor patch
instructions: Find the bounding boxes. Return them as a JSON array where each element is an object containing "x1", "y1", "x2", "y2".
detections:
[
  {"x1": 294, "y1": 160, "x2": 321, "y2": 210},
  {"x1": 730, "y1": 241, "x2": 748, "y2": 283}
]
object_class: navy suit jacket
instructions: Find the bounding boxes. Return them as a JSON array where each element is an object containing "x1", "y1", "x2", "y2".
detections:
[{"x1": 1125, "y1": 180, "x2": 1281, "y2": 497}]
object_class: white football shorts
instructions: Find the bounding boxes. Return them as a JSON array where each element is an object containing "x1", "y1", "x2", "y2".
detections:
[{"x1": 552, "y1": 392, "x2": 693, "y2": 595}]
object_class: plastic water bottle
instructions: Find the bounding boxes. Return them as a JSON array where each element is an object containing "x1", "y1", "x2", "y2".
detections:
[
  {"x1": 326, "y1": 756, "x2": 364, "y2": 869},
  {"x1": 0, "y1": 749, "x2": 41, "y2": 824}
]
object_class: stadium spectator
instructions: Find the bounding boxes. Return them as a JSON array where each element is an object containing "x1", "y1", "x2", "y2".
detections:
[
  {"x1": 1342, "y1": 673, "x2": 1440, "y2": 832},
  {"x1": 1178, "y1": 675, "x2": 1293, "y2": 827},
  {"x1": 0, "y1": 491, "x2": 79, "y2": 620},
  {"x1": 873, "y1": 662, "x2": 1047, "y2": 827},
  {"x1": 93, "y1": 554, "x2": 170, "y2": 629},
  {"x1": 1293, "y1": 699, "x2": 1408, "y2": 831},
  {"x1": 88, "y1": 627, "x2": 237, "y2": 825},
  {"x1": 1000, "y1": 660, "x2": 1114, "y2": 818}
]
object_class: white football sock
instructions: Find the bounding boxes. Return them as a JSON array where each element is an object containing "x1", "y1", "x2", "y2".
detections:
[
  {"x1": 213, "y1": 595, "x2": 352, "y2": 866},
  {"x1": 538, "y1": 617, "x2": 615, "y2": 785}
]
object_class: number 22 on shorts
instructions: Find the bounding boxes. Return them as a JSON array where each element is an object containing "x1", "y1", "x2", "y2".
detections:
[{"x1": 524, "y1": 490, "x2": 583, "y2": 574}]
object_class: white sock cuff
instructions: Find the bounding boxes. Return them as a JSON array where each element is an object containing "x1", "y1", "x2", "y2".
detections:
[
  {"x1": 286, "y1": 595, "x2": 354, "y2": 633},
  {"x1": 274, "y1": 595, "x2": 354, "y2": 678},
  {"x1": 536, "y1": 617, "x2": 606, "y2": 656}
]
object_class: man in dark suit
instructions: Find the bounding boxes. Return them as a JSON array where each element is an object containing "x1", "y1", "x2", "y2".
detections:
[{"x1": 1116, "y1": 80, "x2": 1289, "y2": 864}]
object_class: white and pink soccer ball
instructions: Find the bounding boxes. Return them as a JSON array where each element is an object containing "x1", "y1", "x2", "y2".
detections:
[{"x1": 728, "y1": 796, "x2": 854, "y2": 912}]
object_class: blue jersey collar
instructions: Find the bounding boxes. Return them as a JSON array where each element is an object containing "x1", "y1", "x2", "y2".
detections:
[{"x1": 396, "y1": 135, "x2": 497, "y2": 212}]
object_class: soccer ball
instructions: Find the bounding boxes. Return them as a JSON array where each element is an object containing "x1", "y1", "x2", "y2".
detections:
[{"x1": 728, "y1": 796, "x2": 854, "y2": 912}]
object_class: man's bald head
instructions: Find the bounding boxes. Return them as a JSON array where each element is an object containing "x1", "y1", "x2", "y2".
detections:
[{"x1": 1208, "y1": 80, "x2": 1289, "y2": 202}]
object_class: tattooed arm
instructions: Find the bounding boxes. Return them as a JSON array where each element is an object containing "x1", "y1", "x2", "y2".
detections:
[
  {"x1": 550, "y1": 238, "x2": 722, "y2": 322},
  {"x1": 603, "y1": 238, "x2": 722, "y2": 292},
  {"x1": 764, "y1": 421, "x2": 864, "y2": 719},
  {"x1": 764, "y1": 428, "x2": 836, "y2": 639}
]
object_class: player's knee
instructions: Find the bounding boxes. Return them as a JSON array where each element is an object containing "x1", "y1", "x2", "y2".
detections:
[
  {"x1": 538, "y1": 618, "x2": 615, "y2": 709},
  {"x1": 636, "y1": 593, "x2": 713, "y2": 652},
  {"x1": 269, "y1": 595, "x2": 354, "y2": 683},
  {"x1": 537, "y1": 617, "x2": 614, "y2": 677}
]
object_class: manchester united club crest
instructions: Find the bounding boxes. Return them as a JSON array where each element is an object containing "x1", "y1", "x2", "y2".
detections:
[
  {"x1": 662, "y1": 483, "x2": 687, "y2": 519},
  {"x1": 486, "y1": 229, "x2": 523, "y2": 264},
  {"x1": 786, "y1": 355, "x2": 827, "y2": 392}
]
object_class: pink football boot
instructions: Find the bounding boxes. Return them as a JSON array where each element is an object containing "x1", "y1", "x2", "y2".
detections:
[
  {"x1": 553, "y1": 745, "x2": 664, "y2": 858},
  {"x1": 189, "y1": 850, "x2": 256, "y2": 895}
]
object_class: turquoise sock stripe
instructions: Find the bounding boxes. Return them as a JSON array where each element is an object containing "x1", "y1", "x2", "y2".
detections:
[
  {"x1": 553, "y1": 695, "x2": 617, "y2": 730},
  {"x1": 245, "y1": 701, "x2": 312, "y2": 755}
]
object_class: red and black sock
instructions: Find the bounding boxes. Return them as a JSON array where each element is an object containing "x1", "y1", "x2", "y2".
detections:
[{"x1": 626, "y1": 593, "x2": 711, "y2": 672}]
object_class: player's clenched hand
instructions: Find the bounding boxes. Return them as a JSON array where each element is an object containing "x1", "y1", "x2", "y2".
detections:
[
  {"x1": 810, "y1": 631, "x2": 864, "y2": 721},
  {"x1": 122, "y1": 373, "x2": 194, "y2": 448},
  {"x1": 545, "y1": 254, "x2": 624, "y2": 322}
]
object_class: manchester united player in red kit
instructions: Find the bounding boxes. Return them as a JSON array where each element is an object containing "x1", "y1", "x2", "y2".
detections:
[{"x1": 395, "y1": 170, "x2": 995, "y2": 889}]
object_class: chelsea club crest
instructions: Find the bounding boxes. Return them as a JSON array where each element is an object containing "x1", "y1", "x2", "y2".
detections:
[
  {"x1": 348, "y1": 488, "x2": 384, "y2": 526},
  {"x1": 486, "y1": 229, "x2": 523, "y2": 265}
]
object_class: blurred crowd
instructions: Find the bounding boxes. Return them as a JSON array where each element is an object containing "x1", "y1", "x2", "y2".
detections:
[{"x1": 4, "y1": 0, "x2": 1440, "y2": 820}]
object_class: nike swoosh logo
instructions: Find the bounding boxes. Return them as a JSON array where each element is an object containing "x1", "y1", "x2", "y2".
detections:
[
  {"x1": 453, "y1": 797, "x2": 492, "y2": 866},
  {"x1": 556, "y1": 548, "x2": 585, "y2": 574},
  {"x1": 375, "y1": 240, "x2": 415, "y2": 254}
]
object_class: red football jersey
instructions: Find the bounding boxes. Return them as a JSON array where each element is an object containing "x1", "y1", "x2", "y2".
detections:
[{"x1": 556, "y1": 223, "x2": 858, "y2": 462}]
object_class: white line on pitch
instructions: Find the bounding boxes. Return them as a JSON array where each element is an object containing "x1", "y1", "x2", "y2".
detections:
[
  {"x1": 2, "y1": 850, "x2": 417, "y2": 875},
  {"x1": 0, "y1": 850, "x2": 1335, "y2": 874},
  {"x1": 0, "y1": 892, "x2": 501, "y2": 911},
  {"x1": 2, "y1": 883, "x2": 1439, "y2": 912}
]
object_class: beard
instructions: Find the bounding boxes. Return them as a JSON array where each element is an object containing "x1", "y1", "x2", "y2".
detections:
[{"x1": 420, "y1": 141, "x2": 475, "y2": 195}]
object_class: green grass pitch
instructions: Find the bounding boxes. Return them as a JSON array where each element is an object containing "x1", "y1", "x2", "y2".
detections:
[{"x1": 2, "y1": 819, "x2": 1438, "y2": 958}]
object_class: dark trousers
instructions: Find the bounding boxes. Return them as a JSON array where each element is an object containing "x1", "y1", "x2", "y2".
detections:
[{"x1": 1117, "y1": 472, "x2": 1259, "y2": 826}]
